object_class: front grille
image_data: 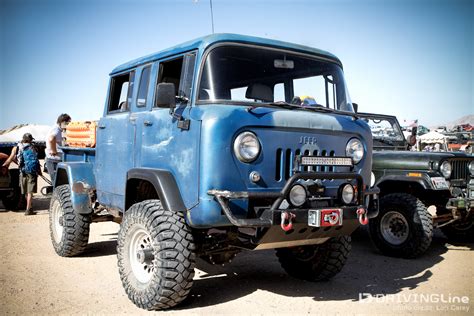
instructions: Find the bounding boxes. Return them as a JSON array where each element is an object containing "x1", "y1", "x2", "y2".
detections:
[
  {"x1": 450, "y1": 158, "x2": 471, "y2": 182},
  {"x1": 275, "y1": 148, "x2": 336, "y2": 181}
]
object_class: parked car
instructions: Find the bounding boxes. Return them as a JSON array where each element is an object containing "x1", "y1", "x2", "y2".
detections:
[
  {"x1": 359, "y1": 112, "x2": 474, "y2": 258},
  {"x1": 48, "y1": 34, "x2": 378, "y2": 310}
]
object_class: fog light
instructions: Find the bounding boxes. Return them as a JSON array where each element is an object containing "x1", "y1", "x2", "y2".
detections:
[
  {"x1": 289, "y1": 184, "x2": 306, "y2": 207},
  {"x1": 341, "y1": 184, "x2": 355, "y2": 204},
  {"x1": 249, "y1": 171, "x2": 261, "y2": 183}
]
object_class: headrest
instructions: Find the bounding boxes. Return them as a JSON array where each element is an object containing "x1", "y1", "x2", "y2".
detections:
[{"x1": 245, "y1": 83, "x2": 273, "y2": 102}]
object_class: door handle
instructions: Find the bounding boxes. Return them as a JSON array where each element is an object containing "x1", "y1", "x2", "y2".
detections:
[
  {"x1": 144, "y1": 120, "x2": 153, "y2": 126},
  {"x1": 98, "y1": 124, "x2": 106, "y2": 129}
]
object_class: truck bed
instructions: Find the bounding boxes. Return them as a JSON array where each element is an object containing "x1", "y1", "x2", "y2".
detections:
[{"x1": 61, "y1": 147, "x2": 96, "y2": 163}]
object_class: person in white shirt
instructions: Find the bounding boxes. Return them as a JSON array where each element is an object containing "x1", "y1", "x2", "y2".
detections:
[{"x1": 45, "y1": 113, "x2": 71, "y2": 181}]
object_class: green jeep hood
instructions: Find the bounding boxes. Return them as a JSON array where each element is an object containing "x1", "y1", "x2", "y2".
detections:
[{"x1": 372, "y1": 151, "x2": 456, "y2": 170}]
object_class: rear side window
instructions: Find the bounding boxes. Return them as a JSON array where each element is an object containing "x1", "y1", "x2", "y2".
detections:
[
  {"x1": 136, "y1": 66, "x2": 151, "y2": 107},
  {"x1": 155, "y1": 52, "x2": 196, "y2": 108},
  {"x1": 108, "y1": 71, "x2": 135, "y2": 113}
]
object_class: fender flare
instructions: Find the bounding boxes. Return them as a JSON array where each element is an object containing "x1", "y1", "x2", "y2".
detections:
[
  {"x1": 126, "y1": 168, "x2": 186, "y2": 212},
  {"x1": 55, "y1": 162, "x2": 96, "y2": 214},
  {"x1": 375, "y1": 174, "x2": 435, "y2": 191}
]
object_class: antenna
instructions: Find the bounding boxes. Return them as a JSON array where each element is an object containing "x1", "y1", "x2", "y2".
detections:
[
  {"x1": 209, "y1": 0, "x2": 215, "y2": 34},
  {"x1": 193, "y1": 0, "x2": 215, "y2": 34}
]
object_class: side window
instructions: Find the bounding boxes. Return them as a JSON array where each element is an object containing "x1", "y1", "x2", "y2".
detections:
[
  {"x1": 293, "y1": 75, "x2": 336, "y2": 108},
  {"x1": 136, "y1": 66, "x2": 151, "y2": 107},
  {"x1": 230, "y1": 87, "x2": 248, "y2": 101},
  {"x1": 108, "y1": 71, "x2": 135, "y2": 113},
  {"x1": 155, "y1": 52, "x2": 196, "y2": 107},
  {"x1": 274, "y1": 83, "x2": 285, "y2": 102}
]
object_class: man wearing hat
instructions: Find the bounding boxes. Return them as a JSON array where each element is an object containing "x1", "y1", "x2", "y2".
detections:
[{"x1": 17, "y1": 133, "x2": 41, "y2": 215}]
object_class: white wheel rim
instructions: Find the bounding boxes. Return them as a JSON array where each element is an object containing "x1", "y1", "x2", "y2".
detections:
[
  {"x1": 51, "y1": 199, "x2": 64, "y2": 243},
  {"x1": 129, "y1": 226, "x2": 154, "y2": 284},
  {"x1": 381, "y1": 211, "x2": 409, "y2": 245}
]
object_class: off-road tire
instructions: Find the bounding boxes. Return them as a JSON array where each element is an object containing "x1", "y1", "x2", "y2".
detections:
[
  {"x1": 117, "y1": 200, "x2": 195, "y2": 310},
  {"x1": 1, "y1": 187, "x2": 22, "y2": 210},
  {"x1": 49, "y1": 184, "x2": 91, "y2": 256},
  {"x1": 276, "y1": 235, "x2": 351, "y2": 281},
  {"x1": 440, "y1": 215, "x2": 474, "y2": 242},
  {"x1": 1, "y1": 169, "x2": 24, "y2": 210},
  {"x1": 369, "y1": 193, "x2": 432, "y2": 258}
]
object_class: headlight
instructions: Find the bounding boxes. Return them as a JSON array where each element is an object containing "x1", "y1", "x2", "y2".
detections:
[
  {"x1": 341, "y1": 184, "x2": 355, "y2": 204},
  {"x1": 440, "y1": 161, "x2": 452, "y2": 179},
  {"x1": 469, "y1": 161, "x2": 474, "y2": 176},
  {"x1": 289, "y1": 184, "x2": 306, "y2": 207},
  {"x1": 233, "y1": 132, "x2": 260, "y2": 163},
  {"x1": 346, "y1": 138, "x2": 364, "y2": 164}
]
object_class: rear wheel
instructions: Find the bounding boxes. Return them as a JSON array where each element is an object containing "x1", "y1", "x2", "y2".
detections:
[
  {"x1": 276, "y1": 235, "x2": 351, "y2": 281},
  {"x1": 1, "y1": 187, "x2": 22, "y2": 210},
  {"x1": 117, "y1": 200, "x2": 195, "y2": 310},
  {"x1": 1, "y1": 169, "x2": 24, "y2": 210},
  {"x1": 49, "y1": 184, "x2": 91, "y2": 256},
  {"x1": 369, "y1": 193, "x2": 432, "y2": 258}
]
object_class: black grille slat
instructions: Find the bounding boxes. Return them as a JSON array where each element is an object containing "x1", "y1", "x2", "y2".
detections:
[
  {"x1": 450, "y1": 159, "x2": 469, "y2": 182},
  {"x1": 275, "y1": 148, "x2": 282, "y2": 181},
  {"x1": 284, "y1": 149, "x2": 292, "y2": 180},
  {"x1": 275, "y1": 147, "x2": 340, "y2": 181}
]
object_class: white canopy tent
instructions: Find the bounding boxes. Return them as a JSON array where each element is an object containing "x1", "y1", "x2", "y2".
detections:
[
  {"x1": 417, "y1": 131, "x2": 450, "y2": 144},
  {"x1": 0, "y1": 125, "x2": 51, "y2": 147}
]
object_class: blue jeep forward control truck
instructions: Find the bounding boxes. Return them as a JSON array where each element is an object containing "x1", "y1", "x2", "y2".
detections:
[{"x1": 48, "y1": 34, "x2": 378, "y2": 310}]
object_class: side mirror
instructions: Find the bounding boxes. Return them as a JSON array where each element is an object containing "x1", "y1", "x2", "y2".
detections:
[
  {"x1": 155, "y1": 83, "x2": 176, "y2": 110},
  {"x1": 352, "y1": 102, "x2": 358, "y2": 113},
  {"x1": 407, "y1": 135, "x2": 417, "y2": 146}
]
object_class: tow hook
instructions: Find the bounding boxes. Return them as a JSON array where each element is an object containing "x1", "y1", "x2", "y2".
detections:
[
  {"x1": 357, "y1": 207, "x2": 369, "y2": 225},
  {"x1": 281, "y1": 211, "x2": 296, "y2": 231}
]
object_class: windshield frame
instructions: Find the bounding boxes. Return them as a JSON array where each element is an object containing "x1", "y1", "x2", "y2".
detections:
[
  {"x1": 358, "y1": 112, "x2": 408, "y2": 146},
  {"x1": 195, "y1": 42, "x2": 354, "y2": 113}
]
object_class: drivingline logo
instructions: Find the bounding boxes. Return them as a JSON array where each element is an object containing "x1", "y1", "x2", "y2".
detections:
[{"x1": 358, "y1": 293, "x2": 470, "y2": 312}]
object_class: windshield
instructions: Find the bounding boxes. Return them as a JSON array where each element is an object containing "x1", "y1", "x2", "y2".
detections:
[
  {"x1": 362, "y1": 116, "x2": 405, "y2": 141},
  {"x1": 198, "y1": 45, "x2": 354, "y2": 112}
]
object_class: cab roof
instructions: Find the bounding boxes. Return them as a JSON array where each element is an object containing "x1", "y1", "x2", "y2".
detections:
[{"x1": 111, "y1": 33, "x2": 342, "y2": 75}]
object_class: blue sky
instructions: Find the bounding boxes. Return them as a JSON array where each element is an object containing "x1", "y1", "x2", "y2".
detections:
[{"x1": 0, "y1": 0, "x2": 472, "y2": 129}]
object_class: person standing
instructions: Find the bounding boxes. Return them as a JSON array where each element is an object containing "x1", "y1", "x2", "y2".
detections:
[
  {"x1": 18, "y1": 133, "x2": 41, "y2": 215},
  {"x1": 45, "y1": 113, "x2": 71, "y2": 181}
]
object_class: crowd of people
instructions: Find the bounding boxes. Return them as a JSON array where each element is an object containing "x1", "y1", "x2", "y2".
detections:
[{"x1": 1, "y1": 113, "x2": 71, "y2": 215}]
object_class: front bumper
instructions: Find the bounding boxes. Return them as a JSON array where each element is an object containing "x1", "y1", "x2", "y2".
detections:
[{"x1": 208, "y1": 171, "x2": 380, "y2": 228}]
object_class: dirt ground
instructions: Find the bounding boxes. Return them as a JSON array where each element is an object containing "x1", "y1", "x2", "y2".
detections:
[{"x1": 1, "y1": 186, "x2": 473, "y2": 315}]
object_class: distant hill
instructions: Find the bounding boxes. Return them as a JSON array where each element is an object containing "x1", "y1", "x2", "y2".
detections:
[{"x1": 430, "y1": 115, "x2": 474, "y2": 129}]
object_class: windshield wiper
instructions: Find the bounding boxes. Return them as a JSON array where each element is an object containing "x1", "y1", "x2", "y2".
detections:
[
  {"x1": 246, "y1": 101, "x2": 295, "y2": 112},
  {"x1": 269, "y1": 102, "x2": 335, "y2": 113},
  {"x1": 246, "y1": 101, "x2": 350, "y2": 117}
]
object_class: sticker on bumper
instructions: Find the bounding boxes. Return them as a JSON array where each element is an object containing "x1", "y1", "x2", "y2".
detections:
[{"x1": 308, "y1": 209, "x2": 343, "y2": 227}]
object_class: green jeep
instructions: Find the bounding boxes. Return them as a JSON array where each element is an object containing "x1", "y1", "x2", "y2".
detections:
[{"x1": 359, "y1": 112, "x2": 474, "y2": 258}]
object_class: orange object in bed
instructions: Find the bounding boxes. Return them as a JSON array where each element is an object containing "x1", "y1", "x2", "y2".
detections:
[{"x1": 65, "y1": 121, "x2": 97, "y2": 148}]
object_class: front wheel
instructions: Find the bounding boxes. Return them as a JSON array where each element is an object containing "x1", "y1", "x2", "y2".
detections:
[
  {"x1": 369, "y1": 193, "x2": 432, "y2": 258},
  {"x1": 117, "y1": 200, "x2": 195, "y2": 310},
  {"x1": 49, "y1": 184, "x2": 91, "y2": 256},
  {"x1": 276, "y1": 235, "x2": 351, "y2": 281}
]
